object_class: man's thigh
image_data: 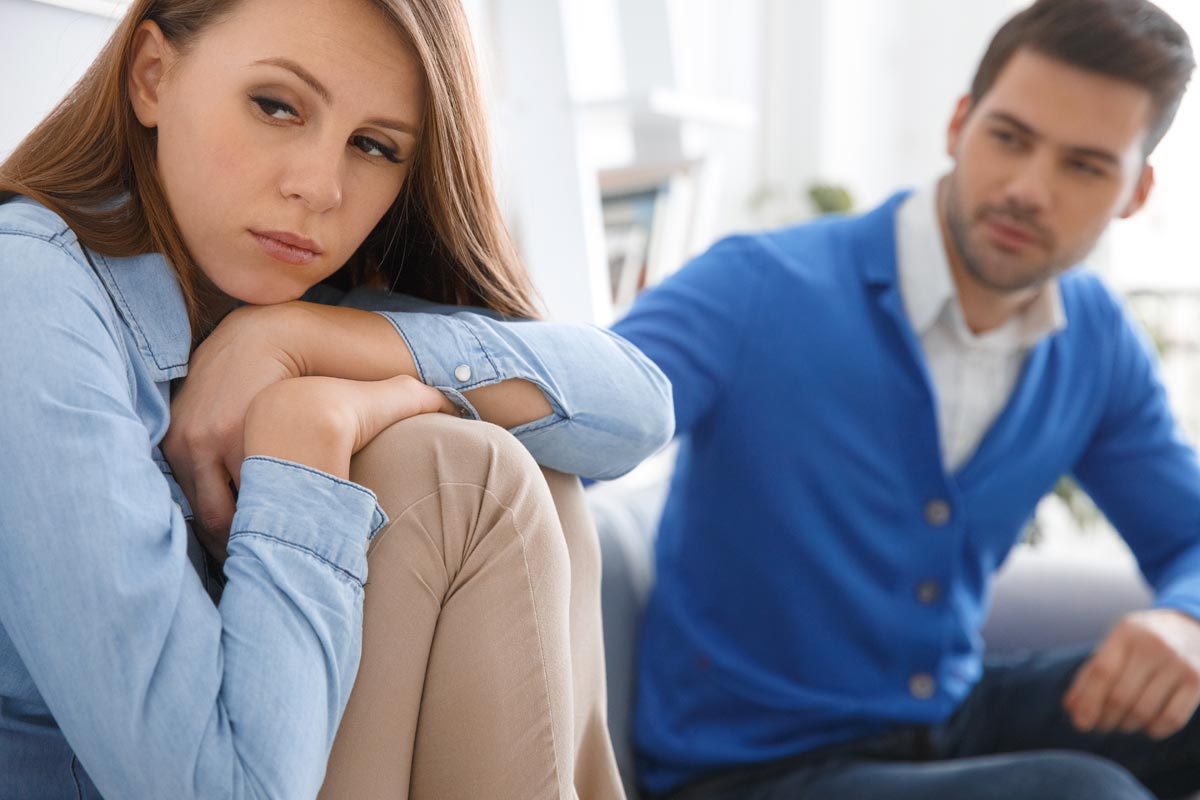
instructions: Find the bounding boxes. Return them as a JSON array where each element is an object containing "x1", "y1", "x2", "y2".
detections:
[
  {"x1": 761, "y1": 750, "x2": 1152, "y2": 800},
  {"x1": 943, "y1": 646, "x2": 1200, "y2": 798},
  {"x1": 672, "y1": 646, "x2": 1200, "y2": 800}
]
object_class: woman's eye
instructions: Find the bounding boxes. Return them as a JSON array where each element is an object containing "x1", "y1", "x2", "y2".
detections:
[
  {"x1": 352, "y1": 135, "x2": 402, "y2": 164},
  {"x1": 252, "y1": 96, "x2": 299, "y2": 121}
]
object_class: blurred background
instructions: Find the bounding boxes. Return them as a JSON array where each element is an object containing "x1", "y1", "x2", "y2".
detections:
[{"x1": 3, "y1": 0, "x2": 1199, "y2": 556}]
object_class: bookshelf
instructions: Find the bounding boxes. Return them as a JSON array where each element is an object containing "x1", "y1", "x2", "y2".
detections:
[{"x1": 486, "y1": 0, "x2": 752, "y2": 325}]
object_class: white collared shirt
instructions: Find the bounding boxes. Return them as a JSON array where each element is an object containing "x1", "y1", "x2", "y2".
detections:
[{"x1": 896, "y1": 183, "x2": 1067, "y2": 473}]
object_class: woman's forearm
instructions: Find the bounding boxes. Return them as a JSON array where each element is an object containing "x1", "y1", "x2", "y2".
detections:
[
  {"x1": 272, "y1": 301, "x2": 554, "y2": 428},
  {"x1": 257, "y1": 297, "x2": 674, "y2": 479}
]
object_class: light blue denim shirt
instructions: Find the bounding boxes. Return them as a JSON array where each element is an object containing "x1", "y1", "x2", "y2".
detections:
[{"x1": 0, "y1": 196, "x2": 671, "y2": 799}]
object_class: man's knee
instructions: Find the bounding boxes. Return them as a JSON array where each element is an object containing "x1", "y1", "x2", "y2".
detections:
[{"x1": 1013, "y1": 752, "x2": 1152, "y2": 800}]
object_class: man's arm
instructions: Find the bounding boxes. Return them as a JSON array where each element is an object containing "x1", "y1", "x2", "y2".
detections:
[
  {"x1": 1063, "y1": 294, "x2": 1200, "y2": 739},
  {"x1": 611, "y1": 236, "x2": 767, "y2": 437}
]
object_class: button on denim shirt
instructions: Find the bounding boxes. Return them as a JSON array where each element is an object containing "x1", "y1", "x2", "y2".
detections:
[{"x1": 0, "y1": 197, "x2": 672, "y2": 799}]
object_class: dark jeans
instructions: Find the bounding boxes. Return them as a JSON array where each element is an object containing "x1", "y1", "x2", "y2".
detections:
[{"x1": 666, "y1": 647, "x2": 1200, "y2": 800}]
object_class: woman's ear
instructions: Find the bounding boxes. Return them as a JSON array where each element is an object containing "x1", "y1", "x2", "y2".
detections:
[{"x1": 128, "y1": 20, "x2": 174, "y2": 128}]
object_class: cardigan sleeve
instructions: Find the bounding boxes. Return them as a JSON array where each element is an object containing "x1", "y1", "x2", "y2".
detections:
[
  {"x1": 611, "y1": 237, "x2": 767, "y2": 436},
  {"x1": 1072, "y1": 297, "x2": 1200, "y2": 621}
]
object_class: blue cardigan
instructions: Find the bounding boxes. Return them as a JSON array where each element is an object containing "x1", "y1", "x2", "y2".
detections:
[{"x1": 612, "y1": 192, "x2": 1200, "y2": 795}]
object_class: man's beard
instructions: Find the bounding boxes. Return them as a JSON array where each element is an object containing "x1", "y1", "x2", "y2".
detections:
[{"x1": 942, "y1": 173, "x2": 1071, "y2": 294}]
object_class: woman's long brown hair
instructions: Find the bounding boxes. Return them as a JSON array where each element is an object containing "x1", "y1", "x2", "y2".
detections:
[{"x1": 0, "y1": 0, "x2": 541, "y2": 338}]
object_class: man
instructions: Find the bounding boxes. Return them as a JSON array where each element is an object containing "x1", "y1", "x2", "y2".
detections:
[{"x1": 612, "y1": 1, "x2": 1200, "y2": 798}]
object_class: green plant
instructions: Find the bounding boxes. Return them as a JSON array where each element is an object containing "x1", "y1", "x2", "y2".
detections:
[{"x1": 807, "y1": 183, "x2": 854, "y2": 215}]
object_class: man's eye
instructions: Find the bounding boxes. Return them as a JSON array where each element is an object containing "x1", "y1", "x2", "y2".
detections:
[
  {"x1": 1069, "y1": 160, "x2": 1105, "y2": 178},
  {"x1": 252, "y1": 97, "x2": 298, "y2": 121},
  {"x1": 991, "y1": 129, "x2": 1021, "y2": 148},
  {"x1": 352, "y1": 135, "x2": 402, "y2": 164}
]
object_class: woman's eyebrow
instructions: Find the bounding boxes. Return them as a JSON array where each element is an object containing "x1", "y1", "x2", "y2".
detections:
[
  {"x1": 251, "y1": 56, "x2": 417, "y2": 136},
  {"x1": 255, "y1": 57, "x2": 330, "y2": 103}
]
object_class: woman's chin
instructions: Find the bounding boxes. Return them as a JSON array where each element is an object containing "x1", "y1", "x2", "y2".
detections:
[{"x1": 209, "y1": 276, "x2": 310, "y2": 307}]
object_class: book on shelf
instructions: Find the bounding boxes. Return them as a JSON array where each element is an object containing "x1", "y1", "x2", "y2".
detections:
[{"x1": 599, "y1": 158, "x2": 699, "y2": 314}]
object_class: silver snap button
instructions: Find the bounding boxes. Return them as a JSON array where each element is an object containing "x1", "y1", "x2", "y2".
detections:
[
  {"x1": 924, "y1": 499, "x2": 951, "y2": 527},
  {"x1": 909, "y1": 673, "x2": 936, "y2": 699},
  {"x1": 454, "y1": 364, "x2": 472, "y2": 383}
]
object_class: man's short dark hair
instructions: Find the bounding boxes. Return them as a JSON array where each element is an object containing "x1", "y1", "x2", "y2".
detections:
[{"x1": 970, "y1": 0, "x2": 1195, "y2": 155}]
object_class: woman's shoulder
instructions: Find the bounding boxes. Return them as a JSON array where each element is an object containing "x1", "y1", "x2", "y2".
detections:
[
  {"x1": 0, "y1": 196, "x2": 109, "y2": 300},
  {"x1": 0, "y1": 197, "x2": 123, "y2": 349},
  {"x1": 0, "y1": 195, "x2": 74, "y2": 241}
]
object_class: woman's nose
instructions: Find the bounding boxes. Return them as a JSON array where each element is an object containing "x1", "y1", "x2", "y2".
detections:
[{"x1": 279, "y1": 145, "x2": 344, "y2": 213}]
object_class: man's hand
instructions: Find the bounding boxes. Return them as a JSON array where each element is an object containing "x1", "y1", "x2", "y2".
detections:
[
  {"x1": 1064, "y1": 608, "x2": 1200, "y2": 740},
  {"x1": 163, "y1": 305, "x2": 302, "y2": 562}
]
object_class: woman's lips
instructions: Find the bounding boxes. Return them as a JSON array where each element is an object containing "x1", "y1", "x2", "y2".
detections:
[{"x1": 250, "y1": 231, "x2": 321, "y2": 266}]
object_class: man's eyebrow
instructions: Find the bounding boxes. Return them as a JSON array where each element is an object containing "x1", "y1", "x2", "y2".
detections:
[
  {"x1": 985, "y1": 111, "x2": 1121, "y2": 166},
  {"x1": 251, "y1": 57, "x2": 418, "y2": 136}
]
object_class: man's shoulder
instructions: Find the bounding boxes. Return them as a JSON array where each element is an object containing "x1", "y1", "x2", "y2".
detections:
[
  {"x1": 702, "y1": 203, "x2": 897, "y2": 288},
  {"x1": 1058, "y1": 269, "x2": 1126, "y2": 332}
]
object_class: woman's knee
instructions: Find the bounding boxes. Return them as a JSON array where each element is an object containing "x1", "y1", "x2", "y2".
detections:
[
  {"x1": 351, "y1": 415, "x2": 569, "y2": 580},
  {"x1": 541, "y1": 467, "x2": 602, "y2": 590},
  {"x1": 350, "y1": 414, "x2": 544, "y2": 515}
]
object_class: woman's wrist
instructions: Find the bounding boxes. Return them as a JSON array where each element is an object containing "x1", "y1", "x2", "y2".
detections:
[
  {"x1": 216, "y1": 302, "x2": 307, "y2": 378},
  {"x1": 244, "y1": 378, "x2": 355, "y2": 478},
  {"x1": 270, "y1": 301, "x2": 420, "y2": 383},
  {"x1": 253, "y1": 302, "x2": 552, "y2": 430}
]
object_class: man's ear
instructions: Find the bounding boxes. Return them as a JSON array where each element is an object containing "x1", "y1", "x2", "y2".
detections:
[
  {"x1": 1119, "y1": 163, "x2": 1155, "y2": 219},
  {"x1": 128, "y1": 20, "x2": 174, "y2": 129},
  {"x1": 946, "y1": 95, "x2": 973, "y2": 159}
]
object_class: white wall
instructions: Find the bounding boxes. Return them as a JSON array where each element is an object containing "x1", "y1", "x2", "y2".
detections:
[
  {"x1": 7, "y1": 0, "x2": 1198, "y2": 309},
  {"x1": 761, "y1": 0, "x2": 1023, "y2": 214},
  {"x1": 0, "y1": 0, "x2": 124, "y2": 159},
  {"x1": 1108, "y1": 0, "x2": 1200, "y2": 292}
]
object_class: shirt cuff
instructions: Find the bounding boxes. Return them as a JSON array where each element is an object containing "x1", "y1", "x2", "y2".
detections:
[
  {"x1": 374, "y1": 311, "x2": 501, "y2": 420},
  {"x1": 231, "y1": 456, "x2": 389, "y2": 585}
]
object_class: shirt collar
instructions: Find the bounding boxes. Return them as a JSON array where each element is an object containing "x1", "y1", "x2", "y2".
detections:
[
  {"x1": 895, "y1": 180, "x2": 1066, "y2": 349},
  {"x1": 86, "y1": 247, "x2": 192, "y2": 382}
]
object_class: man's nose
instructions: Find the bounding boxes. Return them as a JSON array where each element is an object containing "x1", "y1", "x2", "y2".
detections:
[{"x1": 1003, "y1": 149, "x2": 1054, "y2": 216}]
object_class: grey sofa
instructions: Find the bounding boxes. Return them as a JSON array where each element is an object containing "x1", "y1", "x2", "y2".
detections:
[{"x1": 586, "y1": 470, "x2": 1154, "y2": 800}]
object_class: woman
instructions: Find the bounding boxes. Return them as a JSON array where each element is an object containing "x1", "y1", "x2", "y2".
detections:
[{"x1": 0, "y1": 0, "x2": 671, "y2": 797}]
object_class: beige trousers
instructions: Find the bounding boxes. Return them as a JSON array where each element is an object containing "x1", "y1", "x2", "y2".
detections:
[{"x1": 318, "y1": 414, "x2": 625, "y2": 800}]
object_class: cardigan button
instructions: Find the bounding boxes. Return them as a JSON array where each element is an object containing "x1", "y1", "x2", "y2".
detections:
[
  {"x1": 909, "y1": 673, "x2": 937, "y2": 700},
  {"x1": 924, "y1": 499, "x2": 951, "y2": 527},
  {"x1": 915, "y1": 581, "x2": 941, "y2": 605}
]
